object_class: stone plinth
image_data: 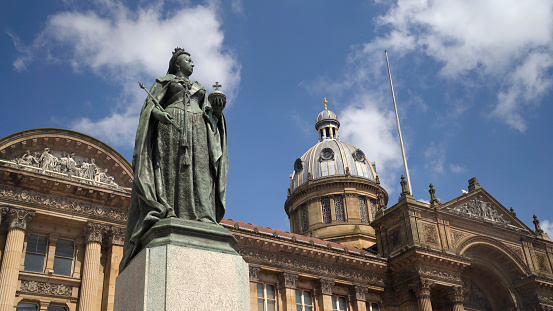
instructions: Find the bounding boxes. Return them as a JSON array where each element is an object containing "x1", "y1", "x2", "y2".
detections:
[{"x1": 114, "y1": 218, "x2": 250, "y2": 311}]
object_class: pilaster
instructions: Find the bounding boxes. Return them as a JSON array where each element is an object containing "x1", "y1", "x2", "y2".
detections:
[
  {"x1": 249, "y1": 266, "x2": 261, "y2": 310},
  {"x1": 78, "y1": 221, "x2": 106, "y2": 311},
  {"x1": 315, "y1": 278, "x2": 334, "y2": 311},
  {"x1": 278, "y1": 271, "x2": 298, "y2": 311},
  {"x1": 349, "y1": 285, "x2": 368, "y2": 311},
  {"x1": 412, "y1": 280, "x2": 433, "y2": 311},
  {"x1": 102, "y1": 226, "x2": 125, "y2": 311},
  {"x1": 0, "y1": 207, "x2": 35, "y2": 311},
  {"x1": 449, "y1": 286, "x2": 464, "y2": 311}
]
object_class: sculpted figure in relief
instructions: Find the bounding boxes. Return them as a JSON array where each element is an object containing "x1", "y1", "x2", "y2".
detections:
[{"x1": 120, "y1": 47, "x2": 229, "y2": 270}]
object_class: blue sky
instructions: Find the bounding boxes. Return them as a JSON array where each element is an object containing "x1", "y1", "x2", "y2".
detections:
[{"x1": 2, "y1": 0, "x2": 552, "y2": 236}]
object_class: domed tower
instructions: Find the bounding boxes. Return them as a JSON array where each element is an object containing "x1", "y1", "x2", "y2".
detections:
[{"x1": 285, "y1": 99, "x2": 388, "y2": 249}]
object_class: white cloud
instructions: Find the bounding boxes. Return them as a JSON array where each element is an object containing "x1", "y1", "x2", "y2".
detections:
[
  {"x1": 424, "y1": 141, "x2": 445, "y2": 175},
  {"x1": 542, "y1": 219, "x2": 553, "y2": 238},
  {"x1": 339, "y1": 94, "x2": 403, "y2": 193},
  {"x1": 14, "y1": 0, "x2": 240, "y2": 147},
  {"x1": 369, "y1": 0, "x2": 553, "y2": 132}
]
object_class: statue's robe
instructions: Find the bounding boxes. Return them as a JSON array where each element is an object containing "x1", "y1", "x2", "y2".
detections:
[{"x1": 120, "y1": 74, "x2": 228, "y2": 270}]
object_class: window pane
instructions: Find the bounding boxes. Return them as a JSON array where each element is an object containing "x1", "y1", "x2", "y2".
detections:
[
  {"x1": 332, "y1": 296, "x2": 337, "y2": 309},
  {"x1": 266, "y1": 284, "x2": 275, "y2": 299},
  {"x1": 304, "y1": 291, "x2": 312, "y2": 305},
  {"x1": 26, "y1": 235, "x2": 38, "y2": 253},
  {"x1": 257, "y1": 283, "x2": 264, "y2": 298},
  {"x1": 296, "y1": 289, "x2": 301, "y2": 304},
  {"x1": 257, "y1": 299, "x2": 264, "y2": 311},
  {"x1": 297, "y1": 306, "x2": 302, "y2": 311},
  {"x1": 36, "y1": 236, "x2": 48, "y2": 254},
  {"x1": 47, "y1": 307, "x2": 66, "y2": 311},
  {"x1": 371, "y1": 302, "x2": 379, "y2": 311},
  {"x1": 24, "y1": 253, "x2": 45, "y2": 272},
  {"x1": 55, "y1": 240, "x2": 74, "y2": 258},
  {"x1": 339, "y1": 297, "x2": 347, "y2": 310},
  {"x1": 267, "y1": 300, "x2": 276, "y2": 311},
  {"x1": 53, "y1": 257, "x2": 73, "y2": 276},
  {"x1": 16, "y1": 303, "x2": 37, "y2": 311},
  {"x1": 306, "y1": 307, "x2": 313, "y2": 311}
]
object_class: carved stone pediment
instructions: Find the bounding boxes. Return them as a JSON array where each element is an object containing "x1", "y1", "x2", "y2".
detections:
[{"x1": 441, "y1": 193, "x2": 529, "y2": 232}]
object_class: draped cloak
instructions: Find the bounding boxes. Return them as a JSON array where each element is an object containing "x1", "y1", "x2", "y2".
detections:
[{"x1": 120, "y1": 74, "x2": 228, "y2": 271}]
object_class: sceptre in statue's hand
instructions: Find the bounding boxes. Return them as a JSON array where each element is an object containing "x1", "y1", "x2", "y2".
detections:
[{"x1": 138, "y1": 82, "x2": 182, "y2": 132}]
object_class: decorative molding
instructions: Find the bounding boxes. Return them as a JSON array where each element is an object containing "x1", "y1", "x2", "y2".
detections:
[
  {"x1": 0, "y1": 185, "x2": 127, "y2": 222},
  {"x1": 294, "y1": 158, "x2": 303, "y2": 173},
  {"x1": 535, "y1": 252, "x2": 552, "y2": 273},
  {"x1": 318, "y1": 148, "x2": 335, "y2": 162},
  {"x1": 48, "y1": 233, "x2": 60, "y2": 242},
  {"x1": 449, "y1": 286, "x2": 464, "y2": 303},
  {"x1": 278, "y1": 271, "x2": 298, "y2": 289},
  {"x1": 239, "y1": 248, "x2": 385, "y2": 287},
  {"x1": 352, "y1": 149, "x2": 366, "y2": 162},
  {"x1": 249, "y1": 266, "x2": 260, "y2": 282},
  {"x1": 20, "y1": 280, "x2": 72, "y2": 297},
  {"x1": 451, "y1": 230, "x2": 469, "y2": 248},
  {"x1": 7, "y1": 207, "x2": 35, "y2": 230},
  {"x1": 411, "y1": 280, "x2": 433, "y2": 299}
]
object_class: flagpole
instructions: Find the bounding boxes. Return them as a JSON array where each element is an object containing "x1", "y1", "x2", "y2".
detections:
[{"x1": 385, "y1": 50, "x2": 413, "y2": 195}]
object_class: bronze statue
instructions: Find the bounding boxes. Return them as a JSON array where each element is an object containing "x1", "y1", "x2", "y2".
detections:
[{"x1": 120, "y1": 48, "x2": 229, "y2": 270}]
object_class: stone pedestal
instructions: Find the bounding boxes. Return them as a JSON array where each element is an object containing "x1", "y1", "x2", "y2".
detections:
[{"x1": 113, "y1": 218, "x2": 249, "y2": 311}]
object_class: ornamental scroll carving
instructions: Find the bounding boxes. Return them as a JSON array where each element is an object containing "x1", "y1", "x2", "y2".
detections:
[
  {"x1": 446, "y1": 195, "x2": 510, "y2": 225},
  {"x1": 239, "y1": 248, "x2": 385, "y2": 286},
  {"x1": 536, "y1": 253, "x2": 552, "y2": 273},
  {"x1": 85, "y1": 222, "x2": 110, "y2": 243},
  {"x1": 422, "y1": 223, "x2": 439, "y2": 246},
  {"x1": 0, "y1": 185, "x2": 127, "y2": 223},
  {"x1": 5, "y1": 148, "x2": 121, "y2": 189},
  {"x1": 8, "y1": 208, "x2": 35, "y2": 230},
  {"x1": 108, "y1": 226, "x2": 126, "y2": 246},
  {"x1": 278, "y1": 272, "x2": 298, "y2": 289},
  {"x1": 20, "y1": 280, "x2": 72, "y2": 297},
  {"x1": 249, "y1": 266, "x2": 260, "y2": 282},
  {"x1": 415, "y1": 265, "x2": 461, "y2": 283},
  {"x1": 349, "y1": 285, "x2": 368, "y2": 301},
  {"x1": 316, "y1": 278, "x2": 334, "y2": 295}
]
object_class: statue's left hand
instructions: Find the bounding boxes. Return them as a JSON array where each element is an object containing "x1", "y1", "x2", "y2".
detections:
[{"x1": 211, "y1": 95, "x2": 226, "y2": 118}]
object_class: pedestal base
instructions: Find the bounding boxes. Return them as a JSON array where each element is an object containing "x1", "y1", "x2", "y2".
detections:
[{"x1": 114, "y1": 218, "x2": 250, "y2": 311}]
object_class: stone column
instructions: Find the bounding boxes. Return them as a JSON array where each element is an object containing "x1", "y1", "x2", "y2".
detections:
[
  {"x1": 45, "y1": 233, "x2": 59, "y2": 275},
  {"x1": 101, "y1": 226, "x2": 125, "y2": 311},
  {"x1": 315, "y1": 278, "x2": 334, "y2": 311},
  {"x1": 278, "y1": 271, "x2": 299, "y2": 311},
  {"x1": 450, "y1": 286, "x2": 464, "y2": 311},
  {"x1": 78, "y1": 222, "x2": 105, "y2": 311},
  {"x1": 249, "y1": 266, "x2": 261, "y2": 310},
  {"x1": 349, "y1": 285, "x2": 368, "y2": 311},
  {"x1": 413, "y1": 280, "x2": 433, "y2": 311},
  {"x1": 0, "y1": 208, "x2": 35, "y2": 311}
]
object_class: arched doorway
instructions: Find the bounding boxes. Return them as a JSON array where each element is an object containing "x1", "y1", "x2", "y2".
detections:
[{"x1": 458, "y1": 239, "x2": 528, "y2": 311}]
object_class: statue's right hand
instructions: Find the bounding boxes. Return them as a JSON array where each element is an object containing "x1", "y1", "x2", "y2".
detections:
[{"x1": 152, "y1": 110, "x2": 173, "y2": 124}]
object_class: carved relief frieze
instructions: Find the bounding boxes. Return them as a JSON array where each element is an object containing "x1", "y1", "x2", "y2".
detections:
[
  {"x1": 422, "y1": 223, "x2": 439, "y2": 247},
  {"x1": 445, "y1": 195, "x2": 514, "y2": 227},
  {"x1": 450, "y1": 230, "x2": 469, "y2": 248},
  {"x1": 415, "y1": 265, "x2": 461, "y2": 283},
  {"x1": 506, "y1": 244, "x2": 524, "y2": 261},
  {"x1": 4, "y1": 149, "x2": 123, "y2": 189},
  {"x1": 0, "y1": 185, "x2": 127, "y2": 222},
  {"x1": 238, "y1": 248, "x2": 385, "y2": 286},
  {"x1": 19, "y1": 280, "x2": 72, "y2": 297},
  {"x1": 535, "y1": 252, "x2": 552, "y2": 273}
]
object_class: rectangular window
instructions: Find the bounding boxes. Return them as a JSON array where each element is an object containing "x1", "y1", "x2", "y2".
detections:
[
  {"x1": 296, "y1": 289, "x2": 313, "y2": 311},
  {"x1": 257, "y1": 283, "x2": 277, "y2": 311},
  {"x1": 369, "y1": 199, "x2": 377, "y2": 221},
  {"x1": 302, "y1": 204, "x2": 309, "y2": 232},
  {"x1": 334, "y1": 195, "x2": 345, "y2": 222},
  {"x1": 295, "y1": 210, "x2": 301, "y2": 233},
  {"x1": 24, "y1": 235, "x2": 48, "y2": 273},
  {"x1": 53, "y1": 239, "x2": 74, "y2": 276},
  {"x1": 359, "y1": 196, "x2": 368, "y2": 223},
  {"x1": 322, "y1": 197, "x2": 331, "y2": 224},
  {"x1": 332, "y1": 295, "x2": 347, "y2": 311},
  {"x1": 16, "y1": 303, "x2": 37, "y2": 311},
  {"x1": 366, "y1": 302, "x2": 379, "y2": 311}
]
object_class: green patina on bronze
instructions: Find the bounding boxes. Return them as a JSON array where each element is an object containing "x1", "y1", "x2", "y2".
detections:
[{"x1": 120, "y1": 48, "x2": 229, "y2": 270}]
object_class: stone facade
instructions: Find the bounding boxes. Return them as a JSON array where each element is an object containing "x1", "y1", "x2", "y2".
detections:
[{"x1": 0, "y1": 128, "x2": 552, "y2": 311}]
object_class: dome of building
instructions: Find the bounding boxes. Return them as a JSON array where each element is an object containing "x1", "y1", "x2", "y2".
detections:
[
  {"x1": 290, "y1": 98, "x2": 377, "y2": 194},
  {"x1": 285, "y1": 99, "x2": 388, "y2": 249}
]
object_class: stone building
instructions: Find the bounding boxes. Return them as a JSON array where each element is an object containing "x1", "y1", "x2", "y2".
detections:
[{"x1": 0, "y1": 104, "x2": 552, "y2": 311}]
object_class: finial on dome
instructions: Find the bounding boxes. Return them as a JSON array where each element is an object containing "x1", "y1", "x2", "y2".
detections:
[{"x1": 323, "y1": 98, "x2": 328, "y2": 110}]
